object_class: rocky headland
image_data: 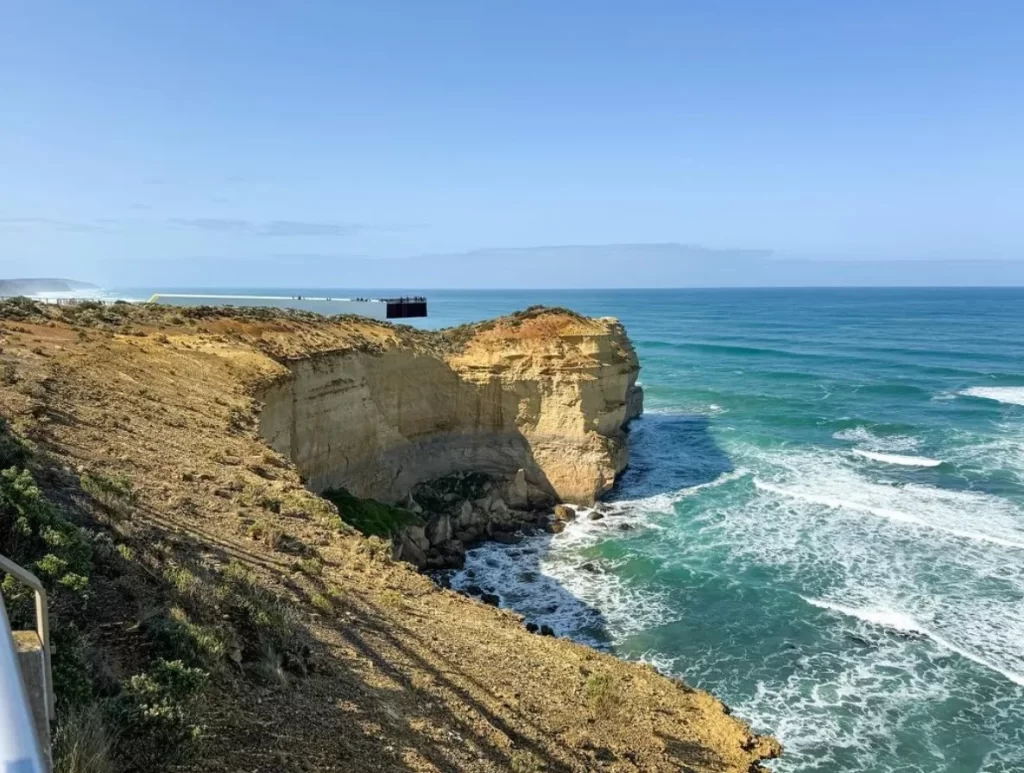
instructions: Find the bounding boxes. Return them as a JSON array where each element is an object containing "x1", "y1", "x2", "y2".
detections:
[
  {"x1": 256, "y1": 307, "x2": 644, "y2": 570},
  {"x1": 0, "y1": 298, "x2": 779, "y2": 773}
]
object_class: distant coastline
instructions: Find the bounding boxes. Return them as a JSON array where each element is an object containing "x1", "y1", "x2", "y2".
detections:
[{"x1": 0, "y1": 277, "x2": 98, "y2": 296}]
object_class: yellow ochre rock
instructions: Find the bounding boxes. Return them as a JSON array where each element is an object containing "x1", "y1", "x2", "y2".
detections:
[{"x1": 258, "y1": 307, "x2": 644, "y2": 504}]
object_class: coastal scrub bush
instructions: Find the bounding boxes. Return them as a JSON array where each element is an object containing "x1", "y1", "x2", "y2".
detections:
[
  {"x1": 309, "y1": 591, "x2": 333, "y2": 614},
  {"x1": 81, "y1": 471, "x2": 136, "y2": 515},
  {"x1": 292, "y1": 555, "x2": 324, "y2": 576},
  {"x1": 246, "y1": 519, "x2": 284, "y2": 550},
  {"x1": 509, "y1": 750, "x2": 542, "y2": 773},
  {"x1": 583, "y1": 672, "x2": 620, "y2": 719},
  {"x1": 105, "y1": 658, "x2": 207, "y2": 769},
  {"x1": 1, "y1": 360, "x2": 17, "y2": 385},
  {"x1": 322, "y1": 486, "x2": 422, "y2": 538}
]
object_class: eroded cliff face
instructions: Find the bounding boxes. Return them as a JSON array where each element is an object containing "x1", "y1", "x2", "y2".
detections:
[{"x1": 258, "y1": 309, "x2": 642, "y2": 505}]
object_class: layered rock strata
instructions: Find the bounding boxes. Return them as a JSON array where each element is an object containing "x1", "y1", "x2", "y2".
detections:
[{"x1": 257, "y1": 308, "x2": 643, "y2": 507}]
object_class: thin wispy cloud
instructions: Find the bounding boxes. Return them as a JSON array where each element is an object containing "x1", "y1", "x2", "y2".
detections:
[
  {"x1": 169, "y1": 217, "x2": 252, "y2": 232},
  {"x1": 261, "y1": 220, "x2": 360, "y2": 236},
  {"x1": 168, "y1": 218, "x2": 363, "y2": 236},
  {"x1": 0, "y1": 217, "x2": 99, "y2": 233}
]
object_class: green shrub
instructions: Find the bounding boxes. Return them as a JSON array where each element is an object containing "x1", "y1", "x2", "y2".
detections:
[
  {"x1": 510, "y1": 749, "x2": 542, "y2": 773},
  {"x1": 292, "y1": 555, "x2": 324, "y2": 576},
  {"x1": 583, "y1": 672, "x2": 620, "y2": 718},
  {"x1": 1, "y1": 360, "x2": 18, "y2": 385},
  {"x1": 321, "y1": 487, "x2": 421, "y2": 538},
  {"x1": 310, "y1": 592, "x2": 333, "y2": 613},
  {"x1": 0, "y1": 419, "x2": 27, "y2": 467},
  {"x1": 81, "y1": 471, "x2": 136, "y2": 514},
  {"x1": 0, "y1": 466, "x2": 92, "y2": 602},
  {"x1": 246, "y1": 520, "x2": 284, "y2": 550},
  {"x1": 142, "y1": 610, "x2": 227, "y2": 670},
  {"x1": 106, "y1": 659, "x2": 207, "y2": 769}
]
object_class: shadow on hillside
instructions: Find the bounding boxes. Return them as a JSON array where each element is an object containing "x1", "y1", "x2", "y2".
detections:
[{"x1": 108, "y1": 499, "x2": 611, "y2": 773}]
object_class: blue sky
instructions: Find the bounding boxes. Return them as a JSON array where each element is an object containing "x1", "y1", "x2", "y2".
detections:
[{"x1": 1, "y1": 1, "x2": 1022, "y2": 287}]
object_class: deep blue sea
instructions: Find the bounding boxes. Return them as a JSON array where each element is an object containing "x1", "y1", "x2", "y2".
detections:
[{"x1": 117, "y1": 287, "x2": 1024, "y2": 773}]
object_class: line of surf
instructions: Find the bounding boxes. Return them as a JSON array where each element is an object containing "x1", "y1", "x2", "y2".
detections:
[
  {"x1": 959, "y1": 387, "x2": 1024, "y2": 406},
  {"x1": 610, "y1": 468, "x2": 750, "y2": 512},
  {"x1": 803, "y1": 597, "x2": 1024, "y2": 688},
  {"x1": 754, "y1": 479, "x2": 1024, "y2": 550},
  {"x1": 852, "y1": 449, "x2": 943, "y2": 467}
]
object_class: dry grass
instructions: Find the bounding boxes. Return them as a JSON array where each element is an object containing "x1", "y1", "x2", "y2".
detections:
[{"x1": 53, "y1": 706, "x2": 114, "y2": 773}]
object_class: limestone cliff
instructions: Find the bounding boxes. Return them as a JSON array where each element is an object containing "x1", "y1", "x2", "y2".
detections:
[{"x1": 257, "y1": 308, "x2": 643, "y2": 505}]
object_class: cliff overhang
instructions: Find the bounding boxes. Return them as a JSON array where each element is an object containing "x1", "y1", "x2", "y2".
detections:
[{"x1": 256, "y1": 306, "x2": 644, "y2": 507}]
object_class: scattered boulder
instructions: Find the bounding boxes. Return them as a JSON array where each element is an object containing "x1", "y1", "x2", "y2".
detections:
[
  {"x1": 587, "y1": 511, "x2": 604, "y2": 521},
  {"x1": 525, "y1": 622, "x2": 539, "y2": 633},
  {"x1": 506, "y1": 468, "x2": 530, "y2": 510},
  {"x1": 457, "y1": 499, "x2": 475, "y2": 527},
  {"x1": 393, "y1": 529, "x2": 428, "y2": 568},
  {"x1": 454, "y1": 528, "x2": 481, "y2": 544},
  {"x1": 546, "y1": 521, "x2": 566, "y2": 535},
  {"x1": 402, "y1": 492, "x2": 423, "y2": 514},
  {"x1": 480, "y1": 592, "x2": 500, "y2": 607},
  {"x1": 424, "y1": 513, "x2": 453, "y2": 546},
  {"x1": 491, "y1": 532, "x2": 521, "y2": 545},
  {"x1": 553, "y1": 504, "x2": 575, "y2": 521},
  {"x1": 464, "y1": 584, "x2": 483, "y2": 597},
  {"x1": 438, "y1": 539, "x2": 466, "y2": 559},
  {"x1": 527, "y1": 482, "x2": 555, "y2": 509},
  {"x1": 539, "y1": 625, "x2": 555, "y2": 637},
  {"x1": 616, "y1": 523, "x2": 635, "y2": 532}
]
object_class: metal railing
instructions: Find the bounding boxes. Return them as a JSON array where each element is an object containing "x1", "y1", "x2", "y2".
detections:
[
  {"x1": 0, "y1": 555, "x2": 52, "y2": 772},
  {"x1": 0, "y1": 555, "x2": 53, "y2": 720}
]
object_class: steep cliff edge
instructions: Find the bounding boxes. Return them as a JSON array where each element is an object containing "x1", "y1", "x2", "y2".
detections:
[
  {"x1": 0, "y1": 299, "x2": 779, "y2": 773},
  {"x1": 257, "y1": 307, "x2": 643, "y2": 505}
]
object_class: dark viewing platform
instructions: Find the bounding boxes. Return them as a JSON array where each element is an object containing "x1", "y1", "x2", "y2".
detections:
[{"x1": 382, "y1": 296, "x2": 428, "y2": 319}]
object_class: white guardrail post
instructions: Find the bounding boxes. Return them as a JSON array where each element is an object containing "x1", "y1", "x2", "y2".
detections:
[{"x1": 0, "y1": 554, "x2": 53, "y2": 773}]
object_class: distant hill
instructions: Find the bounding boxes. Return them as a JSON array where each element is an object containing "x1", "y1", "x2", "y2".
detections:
[{"x1": 0, "y1": 278, "x2": 99, "y2": 296}]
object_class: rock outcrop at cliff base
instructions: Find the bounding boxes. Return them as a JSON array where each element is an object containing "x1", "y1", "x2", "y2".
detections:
[{"x1": 257, "y1": 307, "x2": 644, "y2": 506}]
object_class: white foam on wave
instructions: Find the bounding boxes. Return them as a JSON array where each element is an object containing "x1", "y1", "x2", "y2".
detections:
[
  {"x1": 832, "y1": 426, "x2": 921, "y2": 452},
  {"x1": 803, "y1": 597, "x2": 924, "y2": 632},
  {"x1": 851, "y1": 448, "x2": 942, "y2": 467},
  {"x1": 947, "y1": 423, "x2": 1024, "y2": 484},
  {"x1": 804, "y1": 598, "x2": 1024, "y2": 687},
  {"x1": 753, "y1": 477, "x2": 1024, "y2": 548},
  {"x1": 452, "y1": 499, "x2": 679, "y2": 647},
  {"x1": 609, "y1": 438, "x2": 1024, "y2": 771},
  {"x1": 670, "y1": 445, "x2": 1024, "y2": 770},
  {"x1": 959, "y1": 386, "x2": 1024, "y2": 406},
  {"x1": 612, "y1": 468, "x2": 750, "y2": 514}
]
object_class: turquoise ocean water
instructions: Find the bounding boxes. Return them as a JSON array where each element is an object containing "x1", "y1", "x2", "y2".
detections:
[{"x1": 121, "y1": 287, "x2": 1024, "y2": 772}]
